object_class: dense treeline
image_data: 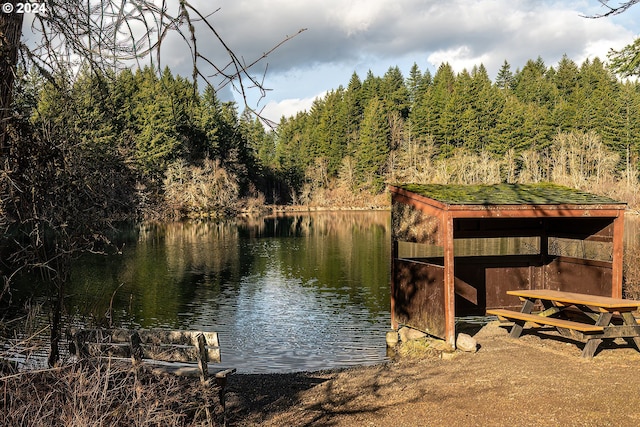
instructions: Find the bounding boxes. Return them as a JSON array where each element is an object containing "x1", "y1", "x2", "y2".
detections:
[
  {"x1": 10, "y1": 54, "x2": 640, "y2": 219},
  {"x1": 11, "y1": 65, "x2": 278, "y2": 219},
  {"x1": 272, "y1": 56, "x2": 640, "y2": 206}
]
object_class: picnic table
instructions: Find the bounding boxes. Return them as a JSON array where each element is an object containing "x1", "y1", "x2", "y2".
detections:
[{"x1": 486, "y1": 289, "x2": 640, "y2": 358}]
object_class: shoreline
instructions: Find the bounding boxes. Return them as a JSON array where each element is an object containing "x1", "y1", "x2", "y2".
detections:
[
  {"x1": 223, "y1": 320, "x2": 640, "y2": 426},
  {"x1": 5, "y1": 321, "x2": 640, "y2": 426}
]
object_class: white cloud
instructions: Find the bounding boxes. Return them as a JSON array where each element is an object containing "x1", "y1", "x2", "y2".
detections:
[
  {"x1": 149, "y1": 0, "x2": 640, "y2": 118},
  {"x1": 260, "y1": 92, "x2": 327, "y2": 124},
  {"x1": 330, "y1": 0, "x2": 390, "y2": 36},
  {"x1": 427, "y1": 46, "x2": 492, "y2": 74}
]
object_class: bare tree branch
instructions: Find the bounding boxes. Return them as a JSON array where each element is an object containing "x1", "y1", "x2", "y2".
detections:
[
  {"x1": 19, "y1": 1, "x2": 305, "y2": 120},
  {"x1": 584, "y1": 0, "x2": 640, "y2": 18}
]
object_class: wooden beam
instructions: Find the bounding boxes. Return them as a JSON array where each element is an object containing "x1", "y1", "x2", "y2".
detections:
[
  {"x1": 391, "y1": 189, "x2": 446, "y2": 219},
  {"x1": 389, "y1": 186, "x2": 448, "y2": 214},
  {"x1": 612, "y1": 214, "x2": 624, "y2": 298},
  {"x1": 507, "y1": 289, "x2": 640, "y2": 310},
  {"x1": 443, "y1": 212, "x2": 456, "y2": 348},
  {"x1": 390, "y1": 240, "x2": 398, "y2": 330},
  {"x1": 448, "y1": 206, "x2": 625, "y2": 219}
]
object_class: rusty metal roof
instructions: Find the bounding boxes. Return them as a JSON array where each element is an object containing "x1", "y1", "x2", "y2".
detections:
[{"x1": 393, "y1": 183, "x2": 624, "y2": 206}]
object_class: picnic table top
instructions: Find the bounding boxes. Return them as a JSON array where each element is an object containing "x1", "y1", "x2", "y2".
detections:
[{"x1": 506, "y1": 289, "x2": 640, "y2": 310}]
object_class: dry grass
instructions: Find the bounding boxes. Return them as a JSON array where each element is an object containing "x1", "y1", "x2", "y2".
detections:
[
  {"x1": 1, "y1": 361, "x2": 223, "y2": 426},
  {"x1": 305, "y1": 185, "x2": 389, "y2": 209},
  {"x1": 395, "y1": 338, "x2": 443, "y2": 359},
  {"x1": 163, "y1": 159, "x2": 240, "y2": 218}
]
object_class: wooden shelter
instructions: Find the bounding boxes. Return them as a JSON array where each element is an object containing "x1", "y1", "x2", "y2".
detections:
[{"x1": 389, "y1": 183, "x2": 627, "y2": 347}]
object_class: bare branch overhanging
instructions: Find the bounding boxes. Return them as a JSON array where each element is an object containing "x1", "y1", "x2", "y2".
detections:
[
  {"x1": 585, "y1": 0, "x2": 640, "y2": 18},
  {"x1": 21, "y1": 1, "x2": 306, "y2": 120}
]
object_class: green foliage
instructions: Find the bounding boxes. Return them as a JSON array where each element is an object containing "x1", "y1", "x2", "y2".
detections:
[
  {"x1": 355, "y1": 98, "x2": 390, "y2": 191},
  {"x1": 272, "y1": 53, "x2": 640, "y2": 199},
  {"x1": 608, "y1": 36, "x2": 640, "y2": 78},
  {"x1": 8, "y1": 64, "x2": 278, "y2": 218},
  {"x1": 132, "y1": 67, "x2": 191, "y2": 178},
  {"x1": 12, "y1": 51, "x2": 640, "y2": 211},
  {"x1": 397, "y1": 182, "x2": 621, "y2": 205},
  {"x1": 495, "y1": 60, "x2": 514, "y2": 90}
]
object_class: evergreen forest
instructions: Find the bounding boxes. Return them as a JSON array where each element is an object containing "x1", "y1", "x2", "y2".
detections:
[{"x1": 12, "y1": 54, "x2": 640, "y2": 220}]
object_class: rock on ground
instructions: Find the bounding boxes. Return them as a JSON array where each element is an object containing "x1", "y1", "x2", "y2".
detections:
[{"x1": 456, "y1": 332, "x2": 478, "y2": 352}]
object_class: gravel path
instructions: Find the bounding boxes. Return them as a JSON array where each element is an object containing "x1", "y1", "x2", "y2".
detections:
[{"x1": 225, "y1": 321, "x2": 640, "y2": 426}]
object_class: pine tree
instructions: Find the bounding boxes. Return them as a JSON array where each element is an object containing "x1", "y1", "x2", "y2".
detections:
[
  {"x1": 310, "y1": 88, "x2": 349, "y2": 177},
  {"x1": 381, "y1": 66, "x2": 410, "y2": 119},
  {"x1": 471, "y1": 64, "x2": 502, "y2": 151},
  {"x1": 355, "y1": 97, "x2": 390, "y2": 191},
  {"x1": 601, "y1": 80, "x2": 640, "y2": 175},
  {"x1": 406, "y1": 63, "x2": 422, "y2": 104},
  {"x1": 133, "y1": 67, "x2": 184, "y2": 178},
  {"x1": 274, "y1": 113, "x2": 308, "y2": 189},
  {"x1": 345, "y1": 72, "x2": 364, "y2": 149},
  {"x1": 495, "y1": 60, "x2": 514, "y2": 91},
  {"x1": 361, "y1": 70, "x2": 382, "y2": 103},
  {"x1": 112, "y1": 68, "x2": 139, "y2": 150},
  {"x1": 407, "y1": 69, "x2": 434, "y2": 145},
  {"x1": 241, "y1": 112, "x2": 274, "y2": 169},
  {"x1": 444, "y1": 69, "x2": 471, "y2": 148},
  {"x1": 513, "y1": 57, "x2": 555, "y2": 107},
  {"x1": 72, "y1": 68, "x2": 117, "y2": 148},
  {"x1": 575, "y1": 58, "x2": 618, "y2": 137},
  {"x1": 488, "y1": 95, "x2": 530, "y2": 155},
  {"x1": 426, "y1": 63, "x2": 456, "y2": 147},
  {"x1": 554, "y1": 54, "x2": 579, "y2": 100},
  {"x1": 198, "y1": 85, "x2": 224, "y2": 159}
]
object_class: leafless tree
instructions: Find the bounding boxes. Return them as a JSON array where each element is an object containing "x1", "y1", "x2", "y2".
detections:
[
  {"x1": 0, "y1": 1, "x2": 23, "y2": 151},
  {"x1": 0, "y1": 0, "x2": 303, "y2": 366}
]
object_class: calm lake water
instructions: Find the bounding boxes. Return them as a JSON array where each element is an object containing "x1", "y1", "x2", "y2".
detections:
[{"x1": 8, "y1": 211, "x2": 392, "y2": 374}]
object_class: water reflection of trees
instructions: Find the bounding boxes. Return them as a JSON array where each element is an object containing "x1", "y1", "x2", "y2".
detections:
[
  {"x1": 234, "y1": 212, "x2": 392, "y2": 314},
  {"x1": 113, "y1": 213, "x2": 390, "y2": 326},
  {"x1": 64, "y1": 221, "x2": 246, "y2": 328},
  {"x1": 125, "y1": 221, "x2": 246, "y2": 327}
]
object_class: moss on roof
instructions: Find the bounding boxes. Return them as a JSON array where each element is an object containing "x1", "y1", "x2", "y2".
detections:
[{"x1": 395, "y1": 183, "x2": 624, "y2": 206}]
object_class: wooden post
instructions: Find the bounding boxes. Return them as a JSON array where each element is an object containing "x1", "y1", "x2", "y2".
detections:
[
  {"x1": 612, "y1": 214, "x2": 624, "y2": 298},
  {"x1": 72, "y1": 330, "x2": 86, "y2": 358},
  {"x1": 196, "y1": 333, "x2": 209, "y2": 383},
  {"x1": 130, "y1": 331, "x2": 143, "y2": 363},
  {"x1": 581, "y1": 312, "x2": 613, "y2": 358},
  {"x1": 443, "y1": 213, "x2": 456, "y2": 348},
  {"x1": 390, "y1": 240, "x2": 398, "y2": 330},
  {"x1": 540, "y1": 219, "x2": 548, "y2": 290}
]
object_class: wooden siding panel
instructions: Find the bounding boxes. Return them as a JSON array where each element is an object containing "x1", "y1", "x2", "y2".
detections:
[{"x1": 393, "y1": 259, "x2": 446, "y2": 339}]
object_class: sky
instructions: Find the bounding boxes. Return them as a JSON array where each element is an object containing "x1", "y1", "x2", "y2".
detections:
[
  {"x1": 26, "y1": 1, "x2": 640, "y2": 123},
  {"x1": 179, "y1": 0, "x2": 640, "y2": 123}
]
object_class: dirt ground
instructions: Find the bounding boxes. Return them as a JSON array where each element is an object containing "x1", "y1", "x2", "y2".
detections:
[{"x1": 224, "y1": 321, "x2": 640, "y2": 426}]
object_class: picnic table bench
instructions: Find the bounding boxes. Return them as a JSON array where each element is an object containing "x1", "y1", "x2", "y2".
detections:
[
  {"x1": 486, "y1": 289, "x2": 640, "y2": 358},
  {"x1": 68, "y1": 328, "x2": 235, "y2": 425}
]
